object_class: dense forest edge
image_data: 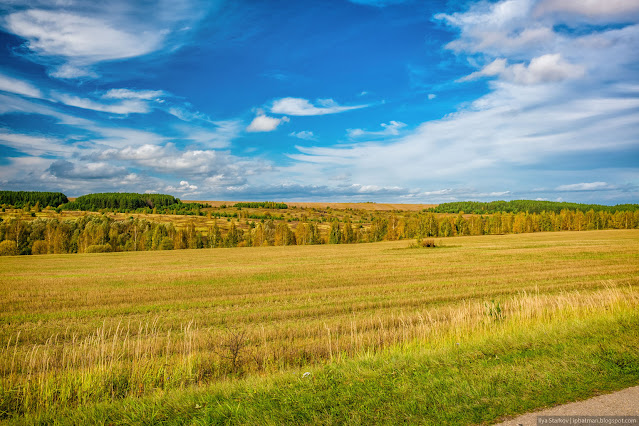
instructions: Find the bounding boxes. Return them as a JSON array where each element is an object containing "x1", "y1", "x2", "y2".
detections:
[
  {"x1": 430, "y1": 199, "x2": 639, "y2": 214},
  {"x1": 0, "y1": 190, "x2": 637, "y2": 255}
]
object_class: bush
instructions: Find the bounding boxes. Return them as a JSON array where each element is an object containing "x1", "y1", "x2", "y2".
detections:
[
  {"x1": 410, "y1": 238, "x2": 437, "y2": 248},
  {"x1": 86, "y1": 244, "x2": 113, "y2": 253},
  {"x1": 31, "y1": 240, "x2": 48, "y2": 255},
  {"x1": 0, "y1": 240, "x2": 19, "y2": 256}
]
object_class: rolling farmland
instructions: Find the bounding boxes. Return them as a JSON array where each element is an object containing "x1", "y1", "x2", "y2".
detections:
[{"x1": 1, "y1": 229, "x2": 638, "y2": 423}]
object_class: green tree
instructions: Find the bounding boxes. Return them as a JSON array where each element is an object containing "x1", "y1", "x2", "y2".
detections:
[
  {"x1": 328, "y1": 220, "x2": 342, "y2": 244},
  {"x1": 0, "y1": 240, "x2": 19, "y2": 256}
]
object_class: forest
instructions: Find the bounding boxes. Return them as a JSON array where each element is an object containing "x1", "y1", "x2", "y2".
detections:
[
  {"x1": 60, "y1": 192, "x2": 207, "y2": 214},
  {"x1": 431, "y1": 200, "x2": 639, "y2": 214},
  {"x1": 0, "y1": 191, "x2": 68, "y2": 208},
  {"x1": 1, "y1": 191, "x2": 638, "y2": 256},
  {"x1": 0, "y1": 204, "x2": 638, "y2": 255},
  {"x1": 233, "y1": 201, "x2": 289, "y2": 209}
]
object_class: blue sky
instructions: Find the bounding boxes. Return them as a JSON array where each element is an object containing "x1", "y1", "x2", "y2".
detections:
[{"x1": 0, "y1": 0, "x2": 638, "y2": 204}]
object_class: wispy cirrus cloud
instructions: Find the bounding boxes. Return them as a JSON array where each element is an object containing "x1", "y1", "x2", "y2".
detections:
[
  {"x1": 555, "y1": 182, "x2": 616, "y2": 192},
  {"x1": 1, "y1": 0, "x2": 211, "y2": 79},
  {"x1": 0, "y1": 72, "x2": 44, "y2": 99},
  {"x1": 0, "y1": 130, "x2": 76, "y2": 156},
  {"x1": 347, "y1": 121, "x2": 406, "y2": 138},
  {"x1": 51, "y1": 93, "x2": 153, "y2": 115},
  {"x1": 271, "y1": 97, "x2": 367, "y2": 116}
]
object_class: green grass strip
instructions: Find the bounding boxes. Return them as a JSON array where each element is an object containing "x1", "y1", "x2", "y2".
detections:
[{"x1": 14, "y1": 307, "x2": 639, "y2": 425}]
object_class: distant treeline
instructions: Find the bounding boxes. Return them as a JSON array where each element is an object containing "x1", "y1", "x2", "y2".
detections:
[
  {"x1": 62, "y1": 193, "x2": 209, "y2": 215},
  {"x1": 0, "y1": 208, "x2": 637, "y2": 256},
  {"x1": 0, "y1": 191, "x2": 208, "y2": 214},
  {"x1": 233, "y1": 201, "x2": 288, "y2": 209},
  {"x1": 0, "y1": 191, "x2": 68, "y2": 208},
  {"x1": 430, "y1": 200, "x2": 639, "y2": 215},
  {"x1": 63, "y1": 193, "x2": 183, "y2": 211}
]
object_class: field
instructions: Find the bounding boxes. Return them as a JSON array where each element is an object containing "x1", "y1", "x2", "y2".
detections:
[{"x1": 1, "y1": 229, "x2": 639, "y2": 424}]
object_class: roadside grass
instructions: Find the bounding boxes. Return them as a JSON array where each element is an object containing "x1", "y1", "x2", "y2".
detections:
[
  {"x1": 1, "y1": 230, "x2": 638, "y2": 422},
  {"x1": 17, "y1": 305, "x2": 639, "y2": 425}
]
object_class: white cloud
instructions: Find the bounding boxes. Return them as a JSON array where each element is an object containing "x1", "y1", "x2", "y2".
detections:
[
  {"x1": 271, "y1": 97, "x2": 367, "y2": 116},
  {"x1": 179, "y1": 120, "x2": 243, "y2": 149},
  {"x1": 103, "y1": 89, "x2": 165, "y2": 100},
  {"x1": 166, "y1": 180, "x2": 199, "y2": 195},
  {"x1": 460, "y1": 54, "x2": 585, "y2": 85},
  {"x1": 348, "y1": 121, "x2": 406, "y2": 138},
  {"x1": 289, "y1": 130, "x2": 317, "y2": 141},
  {"x1": 5, "y1": 9, "x2": 164, "y2": 78},
  {"x1": 47, "y1": 159, "x2": 127, "y2": 180},
  {"x1": 0, "y1": 73, "x2": 44, "y2": 99},
  {"x1": 555, "y1": 182, "x2": 615, "y2": 191},
  {"x1": 286, "y1": 75, "x2": 639, "y2": 196},
  {"x1": 401, "y1": 188, "x2": 512, "y2": 200},
  {"x1": 246, "y1": 114, "x2": 289, "y2": 132},
  {"x1": 436, "y1": 0, "x2": 555, "y2": 55},
  {"x1": 0, "y1": 130, "x2": 75, "y2": 156},
  {"x1": 428, "y1": 93, "x2": 437, "y2": 100},
  {"x1": 52, "y1": 93, "x2": 151, "y2": 114},
  {"x1": 86, "y1": 126, "x2": 166, "y2": 149},
  {"x1": 2, "y1": 1, "x2": 209, "y2": 79},
  {"x1": 535, "y1": 0, "x2": 639, "y2": 20},
  {"x1": 49, "y1": 64, "x2": 98, "y2": 79},
  {"x1": 167, "y1": 107, "x2": 211, "y2": 122}
]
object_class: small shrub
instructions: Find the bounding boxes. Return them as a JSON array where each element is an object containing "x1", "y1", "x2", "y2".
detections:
[
  {"x1": 86, "y1": 244, "x2": 113, "y2": 253},
  {"x1": 0, "y1": 240, "x2": 19, "y2": 256},
  {"x1": 410, "y1": 238, "x2": 437, "y2": 248},
  {"x1": 216, "y1": 328, "x2": 250, "y2": 376}
]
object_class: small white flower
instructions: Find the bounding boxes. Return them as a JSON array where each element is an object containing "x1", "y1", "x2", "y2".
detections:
[{"x1": 302, "y1": 372, "x2": 311, "y2": 378}]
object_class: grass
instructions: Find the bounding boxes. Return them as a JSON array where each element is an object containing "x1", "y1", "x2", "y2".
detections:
[{"x1": 1, "y1": 229, "x2": 638, "y2": 423}]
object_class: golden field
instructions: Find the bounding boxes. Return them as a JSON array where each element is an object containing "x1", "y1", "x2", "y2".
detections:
[{"x1": 1, "y1": 229, "x2": 638, "y2": 418}]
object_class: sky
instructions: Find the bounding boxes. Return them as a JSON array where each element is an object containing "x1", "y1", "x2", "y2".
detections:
[{"x1": 0, "y1": 0, "x2": 638, "y2": 204}]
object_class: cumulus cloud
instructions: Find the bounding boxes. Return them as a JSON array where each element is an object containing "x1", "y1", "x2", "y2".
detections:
[
  {"x1": 460, "y1": 54, "x2": 585, "y2": 85},
  {"x1": 246, "y1": 114, "x2": 289, "y2": 132},
  {"x1": 347, "y1": 121, "x2": 406, "y2": 138},
  {"x1": 436, "y1": 0, "x2": 555, "y2": 55},
  {"x1": 271, "y1": 97, "x2": 367, "y2": 116},
  {"x1": 166, "y1": 180, "x2": 199, "y2": 195}
]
